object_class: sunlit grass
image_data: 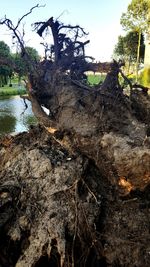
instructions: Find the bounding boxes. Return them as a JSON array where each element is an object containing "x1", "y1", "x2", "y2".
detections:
[
  {"x1": 0, "y1": 85, "x2": 26, "y2": 96},
  {"x1": 88, "y1": 74, "x2": 106, "y2": 85}
]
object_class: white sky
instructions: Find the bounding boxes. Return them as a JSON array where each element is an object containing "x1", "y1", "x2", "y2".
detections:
[{"x1": 0, "y1": 0, "x2": 131, "y2": 61}]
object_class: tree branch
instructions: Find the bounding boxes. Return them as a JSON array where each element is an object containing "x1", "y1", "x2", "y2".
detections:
[
  {"x1": 36, "y1": 17, "x2": 54, "y2": 37},
  {"x1": 0, "y1": 5, "x2": 44, "y2": 62},
  {"x1": 59, "y1": 24, "x2": 88, "y2": 36},
  {"x1": 132, "y1": 83, "x2": 149, "y2": 94},
  {"x1": 119, "y1": 68, "x2": 133, "y2": 92},
  {"x1": 15, "y1": 4, "x2": 42, "y2": 30},
  {"x1": 29, "y1": 92, "x2": 58, "y2": 129}
]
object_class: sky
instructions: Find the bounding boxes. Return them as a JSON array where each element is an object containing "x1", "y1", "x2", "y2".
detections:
[{"x1": 0, "y1": 0, "x2": 131, "y2": 61}]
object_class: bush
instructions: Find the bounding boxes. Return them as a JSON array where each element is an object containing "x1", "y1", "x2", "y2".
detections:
[
  {"x1": 139, "y1": 68, "x2": 150, "y2": 87},
  {"x1": 119, "y1": 73, "x2": 136, "y2": 89}
]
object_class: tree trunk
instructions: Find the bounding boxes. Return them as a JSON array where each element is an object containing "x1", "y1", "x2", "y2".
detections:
[
  {"x1": 127, "y1": 55, "x2": 131, "y2": 75},
  {"x1": 135, "y1": 30, "x2": 141, "y2": 82},
  {"x1": 0, "y1": 62, "x2": 150, "y2": 267}
]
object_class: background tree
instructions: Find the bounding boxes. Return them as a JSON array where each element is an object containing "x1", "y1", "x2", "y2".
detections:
[
  {"x1": 120, "y1": 0, "x2": 150, "y2": 81},
  {"x1": 0, "y1": 41, "x2": 13, "y2": 86},
  {"x1": 113, "y1": 35, "x2": 125, "y2": 60},
  {"x1": 114, "y1": 30, "x2": 145, "y2": 74},
  {"x1": 25, "y1": 46, "x2": 40, "y2": 62},
  {"x1": 13, "y1": 46, "x2": 40, "y2": 84}
]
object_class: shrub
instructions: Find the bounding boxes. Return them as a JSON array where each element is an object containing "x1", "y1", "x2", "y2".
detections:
[{"x1": 139, "y1": 68, "x2": 150, "y2": 87}]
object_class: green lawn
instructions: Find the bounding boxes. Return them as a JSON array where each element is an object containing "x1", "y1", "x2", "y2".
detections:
[
  {"x1": 88, "y1": 74, "x2": 106, "y2": 85},
  {"x1": 0, "y1": 84, "x2": 26, "y2": 96}
]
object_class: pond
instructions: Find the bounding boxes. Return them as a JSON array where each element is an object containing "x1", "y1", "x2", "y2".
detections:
[{"x1": 0, "y1": 95, "x2": 37, "y2": 136}]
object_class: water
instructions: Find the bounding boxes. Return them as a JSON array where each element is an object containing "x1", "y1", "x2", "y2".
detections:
[{"x1": 0, "y1": 95, "x2": 37, "y2": 136}]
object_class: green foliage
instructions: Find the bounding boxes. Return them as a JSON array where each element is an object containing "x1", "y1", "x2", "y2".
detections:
[
  {"x1": 13, "y1": 46, "x2": 40, "y2": 79},
  {"x1": 0, "y1": 41, "x2": 40, "y2": 84},
  {"x1": 88, "y1": 74, "x2": 106, "y2": 85},
  {"x1": 120, "y1": 0, "x2": 150, "y2": 32},
  {"x1": 114, "y1": 30, "x2": 145, "y2": 62},
  {"x1": 13, "y1": 53, "x2": 26, "y2": 78},
  {"x1": 139, "y1": 68, "x2": 150, "y2": 87},
  {"x1": 114, "y1": 36, "x2": 125, "y2": 59},
  {"x1": 0, "y1": 41, "x2": 10, "y2": 57},
  {"x1": 0, "y1": 77, "x2": 26, "y2": 96},
  {"x1": 0, "y1": 87, "x2": 26, "y2": 96},
  {"x1": 0, "y1": 41, "x2": 13, "y2": 86},
  {"x1": 120, "y1": 0, "x2": 150, "y2": 81},
  {"x1": 118, "y1": 73, "x2": 136, "y2": 90},
  {"x1": 23, "y1": 115, "x2": 38, "y2": 126},
  {"x1": 25, "y1": 46, "x2": 40, "y2": 62},
  {"x1": 0, "y1": 114, "x2": 16, "y2": 135}
]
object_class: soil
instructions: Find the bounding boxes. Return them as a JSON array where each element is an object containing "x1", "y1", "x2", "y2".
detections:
[{"x1": 0, "y1": 119, "x2": 150, "y2": 267}]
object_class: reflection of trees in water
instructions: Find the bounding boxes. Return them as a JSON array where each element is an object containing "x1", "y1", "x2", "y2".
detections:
[
  {"x1": 0, "y1": 114, "x2": 16, "y2": 134},
  {"x1": 23, "y1": 115, "x2": 38, "y2": 129},
  {"x1": 0, "y1": 97, "x2": 37, "y2": 135}
]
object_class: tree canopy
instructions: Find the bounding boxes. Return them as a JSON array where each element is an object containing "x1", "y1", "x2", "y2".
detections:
[
  {"x1": 120, "y1": 0, "x2": 150, "y2": 81},
  {"x1": 13, "y1": 46, "x2": 40, "y2": 80},
  {"x1": 0, "y1": 41, "x2": 40, "y2": 84},
  {"x1": 120, "y1": 0, "x2": 150, "y2": 32},
  {"x1": 0, "y1": 41, "x2": 13, "y2": 86},
  {"x1": 114, "y1": 30, "x2": 145, "y2": 72},
  {"x1": 0, "y1": 41, "x2": 10, "y2": 57}
]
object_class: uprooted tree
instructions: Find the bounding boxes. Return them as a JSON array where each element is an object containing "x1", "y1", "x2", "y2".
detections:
[{"x1": 0, "y1": 5, "x2": 150, "y2": 267}]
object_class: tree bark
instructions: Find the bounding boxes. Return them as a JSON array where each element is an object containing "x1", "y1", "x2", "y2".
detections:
[{"x1": 135, "y1": 29, "x2": 141, "y2": 82}]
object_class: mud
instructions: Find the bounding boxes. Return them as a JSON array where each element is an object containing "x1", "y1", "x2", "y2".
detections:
[{"x1": 0, "y1": 124, "x2": 149, "y2": 267}]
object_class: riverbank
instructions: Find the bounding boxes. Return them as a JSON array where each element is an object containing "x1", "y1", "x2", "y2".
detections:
[{"x1": 0, "y1": 84, "x2": 26, "y2": 96}]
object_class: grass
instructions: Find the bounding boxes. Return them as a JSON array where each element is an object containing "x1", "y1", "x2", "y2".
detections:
[
  {"x1": 88, "y1": 74, "x2": 106, "y2": 85},
  {"x1": 0, "y1": 84, "x2": 26, "y2": 96}
]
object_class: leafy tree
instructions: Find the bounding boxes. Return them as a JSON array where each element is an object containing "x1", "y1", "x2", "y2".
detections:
[
  {"x1": 25, "y1": 46, "x2": 40, "y2": 62},
  {"x1": 13, "y1": 46, "x2": 40, "y2": 83},
  {"x1": 0, "y1": 41, "x2": 13, "y2": 86},
  {"x1": 114, "y1": 30, "x2": 145, "y2": 73},
  {"x1": 120, "y1": 0, "x2": 150, "y2": 81},
  {"x1": 0, "y1": 65, "x2": 13, "y2": 86},
  {"x1": 12, "y1": 53, "x2": 26, "y2": 84},
  {"x1": 114, "y1": 36, "x2": 125, "y2": 60},
  {"x1": 0, "y1": 41, "x2": 10, "y2": 57}
]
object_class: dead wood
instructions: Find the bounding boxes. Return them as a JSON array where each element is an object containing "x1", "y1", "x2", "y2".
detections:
[{"x1": 132, "y1": 83, "x2": 150, "y2": 94}]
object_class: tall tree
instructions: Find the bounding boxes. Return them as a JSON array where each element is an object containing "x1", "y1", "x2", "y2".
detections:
[
  {"x1": 0, "y1": 40, "x2": 10, "y2": 57},
  {"x1": 120, "y1": 0, "x2": 150, "y2": 81},
  {"x1": 13, "y1": 46, "x2": 40, "y2": 83},
  {"x1": 0, "y1": 41, "x2": 13, "y2": 86},
  {"x1": 25, "y1": 46, "x2": 40, "y2": 62},
  {"x1": 114, "y1": 30, "x2": 145, "y2": 73}
]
